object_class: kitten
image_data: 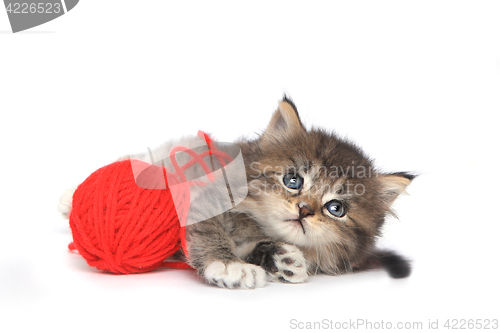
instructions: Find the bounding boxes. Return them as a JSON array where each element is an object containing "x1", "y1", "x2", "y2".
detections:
[
  {"x1": 59, "y1": 96, "x2": 414, "y2": 289},
  {"x1": 185, "y1": 97, "x2": 414, "y2": 288}
]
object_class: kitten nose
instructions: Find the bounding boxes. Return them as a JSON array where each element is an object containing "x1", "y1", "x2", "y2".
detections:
[{"x1": 298, "y1": 203, "x2": 314, "y2": 218}]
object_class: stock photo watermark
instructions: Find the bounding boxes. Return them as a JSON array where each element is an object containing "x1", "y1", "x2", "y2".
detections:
[
  {"x1": 249, "y1": 161, "x2": 379, "y2": 180},
  {"x1": 289, "y1": 318, "x2": 499, "y2": 330},
  {"x1": 3, "y1": 0, "x2": 79, "y2": 33},
  {"x1": 248, "y1": 161, "x2": 380, "y2": 197},
  {"x1": 131, "y1": 138, "x2": 248, "y2": 227}
]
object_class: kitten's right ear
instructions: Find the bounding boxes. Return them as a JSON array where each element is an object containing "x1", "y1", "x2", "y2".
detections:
[{"x1": 262, "y1": 96, "x2": 306, "y2": 140}]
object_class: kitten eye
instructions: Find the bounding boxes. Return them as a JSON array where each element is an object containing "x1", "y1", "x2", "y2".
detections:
[
  {"x1": 324, "y1": 200, "x2": 346, "y2": 218},
  {"x1": 283, "y1": 173, "x2": 303, "y2": 190}
]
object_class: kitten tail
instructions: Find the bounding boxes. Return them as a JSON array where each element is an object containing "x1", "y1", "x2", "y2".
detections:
[{"x1": 372, "y1": 250, "x2": 411, "y2": 279}]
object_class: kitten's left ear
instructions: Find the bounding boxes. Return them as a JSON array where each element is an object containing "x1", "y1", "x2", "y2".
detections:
[
  {"x1": 378, "y1": 172, "x2": 416, "y2": 206},
  {"x1": 262, "y1": 96, "x2": 306, "y2": 140}
]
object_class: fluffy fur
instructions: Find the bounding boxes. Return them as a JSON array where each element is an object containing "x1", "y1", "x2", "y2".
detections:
[{"x1": 185, "y1": 97, "x2": 414, "y2": 288}]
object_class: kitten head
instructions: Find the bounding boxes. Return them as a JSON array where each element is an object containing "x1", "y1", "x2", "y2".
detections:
[{"x1": 238, "y1": 97, "x2": 414, "y2": 274}]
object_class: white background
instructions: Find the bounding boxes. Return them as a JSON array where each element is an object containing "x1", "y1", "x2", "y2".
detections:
[{"x1": 1, "y1": 1, "x2": 499, "y2": 332}]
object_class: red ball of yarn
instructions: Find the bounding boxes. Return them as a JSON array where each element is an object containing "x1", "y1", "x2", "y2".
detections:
[{"x1": 68, "y1": 159, "x2": 188, "y2": 274}]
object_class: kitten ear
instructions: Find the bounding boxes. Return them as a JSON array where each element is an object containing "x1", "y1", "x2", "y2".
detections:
[
  {"x1": 378, "y1": 172, "x2": 416, "y2": 206},
  {"x1": 263, "y1": 96, "x2": 306, "y2": 139}
]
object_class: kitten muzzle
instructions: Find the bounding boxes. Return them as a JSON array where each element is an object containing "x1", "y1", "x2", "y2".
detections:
[{"x1": 285, "y1": 218, "x2": 306, "y2": 234}]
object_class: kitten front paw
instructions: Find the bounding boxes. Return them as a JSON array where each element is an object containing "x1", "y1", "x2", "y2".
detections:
[
  {"x1": 247, "y1": 242, "x2": 308, "y2": 284},
  {"x1": 204, "y1": 261, "x2": 267, "y2": 289}
]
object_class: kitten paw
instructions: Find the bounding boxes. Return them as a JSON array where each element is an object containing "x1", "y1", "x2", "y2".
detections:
[
  {"x1": 57, "y1": 186, "x2": 77, "y2": 219},
  {"x1": 204, "y1": 261, "x2": 267, "y2": 289},
  {"x1": 247, "y1": 242, "x2": 308, "y2": 284}
]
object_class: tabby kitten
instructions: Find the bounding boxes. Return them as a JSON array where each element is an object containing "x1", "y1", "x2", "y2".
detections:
[
  {"x1": 59, "y1": 97, "x2": 414, "y2": 289},
  {"x1": 185, "y1": 97, "x2": 414, "y2": 289}
]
